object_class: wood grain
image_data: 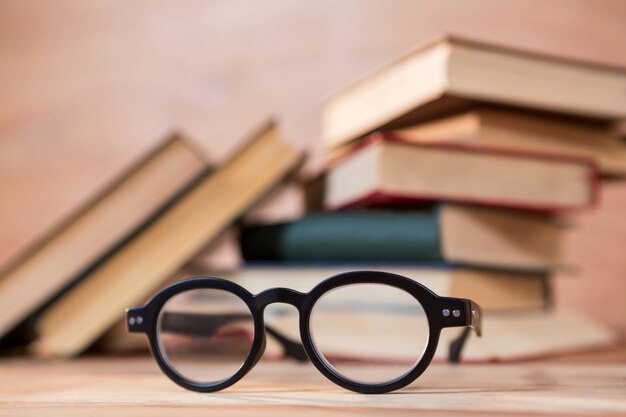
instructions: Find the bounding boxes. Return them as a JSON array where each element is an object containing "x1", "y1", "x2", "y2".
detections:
[{"x1": 1, "y1": 356, "x2": 625, "y2": 416}]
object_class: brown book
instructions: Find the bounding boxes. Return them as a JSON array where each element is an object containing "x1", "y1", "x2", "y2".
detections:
[
  {"x1": 226, "y1": 265, "x2": 550, "y2": 311},
  {"x1": 322, "y1": 35, "x2": 626, "y2": 148},
  {"x1": 324, "y1": 133, "x2": 598, "y2": 213},
  {"x1": 114, "y1": 280, "x2": 612, "y2": 363},
  {"x1": 0, "y1": 134, "x2": 208, "y2": 341},
  {"x1": 33, "y1": 122, "x2": 304, "y2": 358},
  {"x1": 269, "y1": 309, "x2": 615, "y2": 363},
  {"x1": 95, "y1": 264, "x2": 550, "y2": 356},
  {"x1": 433, "y1": 309, "x2": 616, "y2": 363},
  {"x1": 330, "y1": 108, "x2": 626, "y2": 176}
]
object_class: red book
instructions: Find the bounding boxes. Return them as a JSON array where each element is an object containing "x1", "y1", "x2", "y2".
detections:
[{"x1": 323, "y1": 132, "x2": 599, "y2": 213}]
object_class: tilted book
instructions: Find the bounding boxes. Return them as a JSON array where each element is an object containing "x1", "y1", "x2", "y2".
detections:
[
  {"x1": 0, "y1": 134, "x2": 208, "y2": 344},
  {"x1": 33, "y1": 122, "x2": 304, "y2": 358}
]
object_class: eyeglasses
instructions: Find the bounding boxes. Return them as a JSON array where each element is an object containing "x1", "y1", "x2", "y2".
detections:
[{"x1": 126, "y1": 271, "x2": 482, "y2": 394}]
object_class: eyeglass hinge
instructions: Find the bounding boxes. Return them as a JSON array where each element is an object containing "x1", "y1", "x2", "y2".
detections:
[{"x1": 126, "y1": 306, "x2": 148, "y2": 333}]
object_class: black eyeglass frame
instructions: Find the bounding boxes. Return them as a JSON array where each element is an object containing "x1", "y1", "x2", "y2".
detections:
[{"x1": 127, "y1": 270, "x2": 482, "y2": 394}]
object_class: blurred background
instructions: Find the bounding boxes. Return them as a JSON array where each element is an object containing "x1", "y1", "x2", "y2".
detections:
[{"x1": 1, "y1": 0, "x2": 625, "y2": 339}]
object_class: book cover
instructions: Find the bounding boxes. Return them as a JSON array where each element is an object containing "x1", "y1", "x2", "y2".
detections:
[
  {"x1": 323, "y1": 132, "x2": 599, "y2": 213},
  {"x1": 0, "y1": 134, "x2": 209, "y2": 345},
  {"x1": 240, "y1": 205, "x2": 564, "y2": 272},
  {"x1": 32, "y1": 121, "x2": 305, "y2": 358},
  {"x1": 322, "y1": 34, "x2": 626, "y2": 148}
]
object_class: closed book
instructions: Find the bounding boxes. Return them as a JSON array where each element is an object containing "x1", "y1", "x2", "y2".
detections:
[
  {"x1": 32, "y1": 122, "x2": 304, "y2": 358},
  {"x1": 324, "y1": 133, "x2": 598, "y2": 213},
  {"x1": 127, "y1": 283, "x2": 612, "y2": 363},
  {"x1": 240, "y1": 205, "x2": 563, "y2": 271},
  {"x1": 322, "y1": 34, "x2": 626, "y2": 148},
  {"x1": 270, "y1": 309, "x2": 615, "y2": 364},
  {"x1": 227, "y1": 265, "x2": 550, "y2": 311},
  {"x1": 94, "y1": 264, "x2": 549, "y2": 355},
  {"x1": 330, "y1": 108, "x2": 626, "y2": 176},
  {"x1": 0, "y1": 134, "x2": 208, "y2": 343},
  {"x1": 433, "y1": 309, "x2": 616, "y2": 363}
]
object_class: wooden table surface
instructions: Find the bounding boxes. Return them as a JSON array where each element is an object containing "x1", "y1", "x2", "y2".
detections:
[{"x1": 1, "y1": 350, "x2": 625, "y2": 416}]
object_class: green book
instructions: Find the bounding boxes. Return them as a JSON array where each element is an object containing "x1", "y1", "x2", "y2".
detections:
[{"x1": 240, "y1": 205, "x2": 563, "y2": 271}]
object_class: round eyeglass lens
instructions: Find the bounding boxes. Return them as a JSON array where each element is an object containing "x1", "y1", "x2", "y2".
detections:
[
  {"x1": 156, "y1": 288, "x2": 254, "y2": 385},
  {"x1": 309, "y1": 283, "x2": 429, "y2": 384}
]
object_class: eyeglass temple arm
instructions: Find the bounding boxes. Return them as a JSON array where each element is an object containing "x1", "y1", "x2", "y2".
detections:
[
  {"x1": 264, "y1": 324, "x2": 308, "y2": 361},
  {"x1": 158, "y1": 312, "x2": 308, "y2": 362},
  {"x1": 448, "y1": 300, "x2": 482, "y2": 363}
]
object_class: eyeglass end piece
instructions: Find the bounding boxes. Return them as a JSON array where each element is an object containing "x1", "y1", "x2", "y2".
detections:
[{"x1": 126, "y1": 306, "x2": 148, "y2": 333}]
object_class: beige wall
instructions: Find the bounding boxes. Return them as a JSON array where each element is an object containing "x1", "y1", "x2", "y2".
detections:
[{"x1": 1, "y1": 0, "x2": 625, "y2": 331}]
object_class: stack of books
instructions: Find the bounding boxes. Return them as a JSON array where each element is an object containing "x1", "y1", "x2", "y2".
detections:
[
  {"x1": 236, "y1": 35, "x2": 626, "y2": 362},
  {"x1": 1, "y1": 35, "x2": 624, "y2": 363}
]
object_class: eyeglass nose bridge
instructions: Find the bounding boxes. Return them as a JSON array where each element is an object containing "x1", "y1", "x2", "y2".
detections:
[
  {"x1": 254, "y1": 287, "x2": 306, "y2": 310},
  {"x1": 251, "y1": 287, "x2": 310, "y2": 363}
]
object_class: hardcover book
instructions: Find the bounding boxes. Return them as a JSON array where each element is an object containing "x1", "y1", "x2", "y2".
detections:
[
  {"x1": 240, "y1": 205, "x2": 564, "y2": 272},
  {"x1": 323, "y1": 133, "x2": 598, "y2": 213},
  {"x1": 33, "y1": 122, "x2": 304, "y2": 358},
  {"x1": 329, "y1": 108, "x2": 626, "y2": 176},
  {"x1": 0, "y1": 134, "x2": 208, "y2": 343},
  {"x1": 322, "y1": 35, "x2": 626, "y2": 148}
]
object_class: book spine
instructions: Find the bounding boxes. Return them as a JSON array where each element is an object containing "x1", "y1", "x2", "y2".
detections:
[
  {"x1": 240, "y1": 212, "x2": 444, "y2": 262},
  {"x1": 328, "y1": 189, "x2": 598, "y2": 214}
]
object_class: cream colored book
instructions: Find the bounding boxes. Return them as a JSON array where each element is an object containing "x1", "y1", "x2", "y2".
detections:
[
  {"x1": 266, "y1": 309, "x2": 615, "y2": 363},
  {"x1": 330, "y1": 108, "x2": 626, "y2": 175},
  {"x1": 436, "y1": 309, "x2": 617, "y2": 362},
  {"x1": 324, "y1": 135, "x2": 597, "y2": 213},
  {"x1": 0, "y1": 134, "x2": 207, "y2": 342},
  {"x1": 33, "y1": 122, "x2": 304, "y2": 358},
  {"x1": 228, "y1": 265, "x2": 549, "y2": 311},
  {"x1": 322, "y1": 35, "x2": 626, "y2": 148},
  {"x1": 93, "y1": 265, "x2": 549, "y2": 355}
]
